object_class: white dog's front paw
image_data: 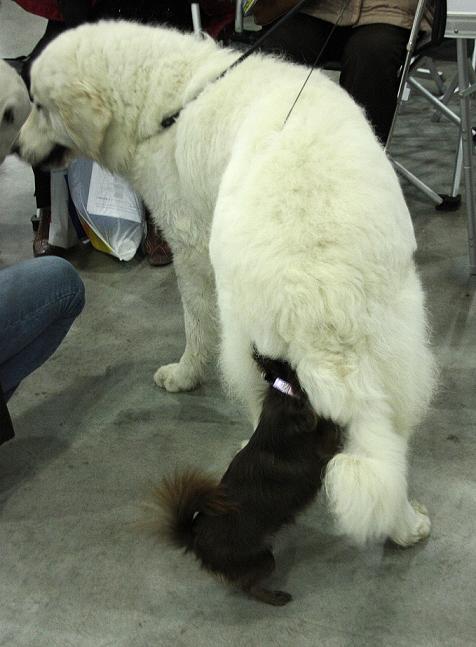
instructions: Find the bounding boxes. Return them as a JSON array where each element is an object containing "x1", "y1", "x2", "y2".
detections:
[
  {"x1": 391, "y1": 500, "x2": 431, "y2": 547},
  {"x1": 153, "y1": 362, "x2": 200, "y2": 392}
]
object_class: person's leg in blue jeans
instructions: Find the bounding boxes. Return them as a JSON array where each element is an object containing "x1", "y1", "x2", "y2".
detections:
[{"x1": 0, "y1": 257, "x2": 85, "y2": 400}]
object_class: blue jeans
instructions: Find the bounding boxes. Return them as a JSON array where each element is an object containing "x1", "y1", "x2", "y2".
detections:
[{"x1": 0, "y1": 257, "x2": 85, "y2": 401}]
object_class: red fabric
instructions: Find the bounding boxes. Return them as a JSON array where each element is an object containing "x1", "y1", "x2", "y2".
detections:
[
  {"x1": 201, "y1": 0, "x2": 235, "y2": 39},
  {"x1": 13, "y1": 0, "x2": 235, "y2": 42},
  {"x1": 14, "y1": 0, "x2": 233, "y2": 25},
  {"x1": 200, "y1": 0, "x2": 233, "y2": 16},
  {"x1": 205, "y1": 14, "x2": 234, "y2": 39},
  {"x1": 13, "y1": 0, "x2": 96, "y2": 21},
  {"x1": 13, "y1": 0, "x2": 64, "y2": 21}
]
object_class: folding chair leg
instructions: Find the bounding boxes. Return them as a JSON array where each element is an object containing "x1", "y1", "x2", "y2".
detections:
[
  {"x1": 386, "y1": 1, "x2": 466, "y2": 212},
  {"x1": 235, "y1": 0, "x2": 244, "y2": 33},
  {"x1": 427, "y1": 58, "x2": 446, "y2": 93},
  {"x1": 385, "y1": 0, "x2": 429, "y2": 152},
  {"x1": 432, "y1": 72, "x2": 459, "y2": 122},
  {"x1": 408, "y1": 77, "x2": 461, "y2": 127},
  {"x1": 472, "y1": 39, "x2": 476, "y2": 77},
  {"x1": 390, "y1": 158, "x2": 443, "y2": 206},
  {"x1": 451, "y1": 136, "x2": 463, "y2": 198},
  {"x1": 415, "y1": 56, "x2": 447, "y2": 94},
  {"x1": 191, "y1": 3, "x2": 202, "y2": 36},
  {"x1": 456, "y1": 38, "x2": 476, "y2": 274}
]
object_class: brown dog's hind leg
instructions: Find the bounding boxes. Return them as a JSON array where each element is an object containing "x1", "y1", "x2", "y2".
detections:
[{"x1": 239, "y1": 549, "x2": 293, "y2": 606}]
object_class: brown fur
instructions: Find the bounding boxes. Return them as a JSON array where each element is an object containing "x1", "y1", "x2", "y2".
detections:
[{"x1": 152, "y1": 353, "x2": 342, "y2": 605}]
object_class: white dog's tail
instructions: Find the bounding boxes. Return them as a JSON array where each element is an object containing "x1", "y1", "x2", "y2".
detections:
[{"x1": 293, "y1": 353, "x2": 419, "y2": 545}]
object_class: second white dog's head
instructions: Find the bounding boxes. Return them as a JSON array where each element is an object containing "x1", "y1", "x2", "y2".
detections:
[{"x1": 0, "y1": 60, "x2": 31, "y2": 165}]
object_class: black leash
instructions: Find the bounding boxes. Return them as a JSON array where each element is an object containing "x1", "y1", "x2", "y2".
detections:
[
  {"x1": 161, "y1": 0, "x2": 349, "y2": 130},
  {"x1": 283, "y1": 0, "x2": 350, "y2": 125},
  {"x1": 161, "y1": 0, "x2": 309, "y2": 129}
]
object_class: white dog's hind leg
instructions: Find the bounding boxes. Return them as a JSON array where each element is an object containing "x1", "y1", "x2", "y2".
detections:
[
  {"x1": 154, "y1": 250, "x2": 216, "y2": 392},
  {"x1": 219, "y1": 321, "x2": 266, "y2": 430},
  {"x1": 389, "y1": 499, "x2": 431, "y2": 547},
  {"x1": 324, "y1": 405, "x2": 430, "y2": 546},
  {"x1": 219, "y1": 323, "x2": 268, "y2": 454}
]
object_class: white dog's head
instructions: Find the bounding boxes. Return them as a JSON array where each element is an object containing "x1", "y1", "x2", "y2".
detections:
[
  {"x1": 15, "y1": 23, "x2": 128, "y2": 173},
  {"x1": 14, "y1": 20, "x2": 210, "y2": 176},
  {"x1": 15, "y1": 20, "x2": 222, "y2": 175},
  {"x1": 16, "y1": 36, "x2": 113, "y2": 170},
  {"x1": 0, "y1": 60, "x2": 31, "y2": 165}
]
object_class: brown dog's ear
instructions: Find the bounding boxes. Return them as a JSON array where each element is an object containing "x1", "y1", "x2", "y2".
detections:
[{"x1": 57, "y1": 81, "x2": 111, "y2": 160}]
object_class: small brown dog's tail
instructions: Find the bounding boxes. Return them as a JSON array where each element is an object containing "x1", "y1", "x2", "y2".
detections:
[{"x1": 152, "y1": 469, "x2": 234, "y2": 550}]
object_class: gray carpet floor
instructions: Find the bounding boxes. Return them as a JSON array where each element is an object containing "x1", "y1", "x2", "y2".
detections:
[{"x1": 1, "y1": 1, "x2": 475, "y2": 645}]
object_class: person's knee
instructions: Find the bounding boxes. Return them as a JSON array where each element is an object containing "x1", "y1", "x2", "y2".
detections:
[
  {"x1": 69, "y1": 268, "x2": 85, "y2": 317},
  {"x1": 59, "y1": 258, "x2": 85, "y2": 317},
  {"x1": 39, "y1": 256, "x2": 85, "y2": 317}
]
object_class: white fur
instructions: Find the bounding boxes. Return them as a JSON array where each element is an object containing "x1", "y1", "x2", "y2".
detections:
[
  {"x1": 0, "y1": 60, "x2": 30, "y2": 165},
  {"x1": 17, "y1": 21, "x2": 436, "y2": 546}
]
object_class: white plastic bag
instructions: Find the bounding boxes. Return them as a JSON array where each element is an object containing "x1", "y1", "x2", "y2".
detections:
[
  {"x1": 68, "y1": 159, "x2": 145, "y2": 261},
  {"x1": 49, "y1": 169, "x2": 79, "y2": 249}
]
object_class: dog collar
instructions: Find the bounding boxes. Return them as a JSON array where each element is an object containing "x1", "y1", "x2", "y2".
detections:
[
  {"x1": 161, "y1": 111, "x2": 181, "y2": 129},
  {"x1": 272, "y1": 378, "x2": 294, "y2": 397},
  {"x1": 160, "y1": 0, "x2": 337, "y2": 132}
]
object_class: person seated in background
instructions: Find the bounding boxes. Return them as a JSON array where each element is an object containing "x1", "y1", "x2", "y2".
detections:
[
  {"x1": 11, "y1": 0, "x2": 173, "y2": 265},
  {"x1": 252, "y1": 0, "x2": 434, "y2": 144},
  {"x1": 0, "y1": 60, "x2": 85, "y2": 445}
]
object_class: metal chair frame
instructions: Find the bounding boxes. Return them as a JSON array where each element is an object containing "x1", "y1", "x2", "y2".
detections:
[
  {"x1": 190, "y1": 0, "x2": 476, "y2": 273},
  {"x1": 384, "y1": 0, "x2": 460, "y2": 209},
  {"x1": 192, "y1": 1, "x2": 469, "y2": 205},
  {"x1": 230, "y1": 0, "x2": 459, "y2": 208}
]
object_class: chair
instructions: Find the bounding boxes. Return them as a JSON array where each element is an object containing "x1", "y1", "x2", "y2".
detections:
[
  {"x1": 228, "y1": 0, "x2": 457, "y2": 209},
  {"x1": 384, "y1": 0, "x2": 469, "y2": 211},
  {"x1": 401, "y1": 38, "x2": 476, "y2": 207},
  {"x1": 191, "y1": 2, "x2": 202, "y2": 34}
]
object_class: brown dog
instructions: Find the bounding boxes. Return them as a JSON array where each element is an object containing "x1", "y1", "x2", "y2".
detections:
[{"x1": 153, "y1": 352, "x2": 342, "y2": 605}]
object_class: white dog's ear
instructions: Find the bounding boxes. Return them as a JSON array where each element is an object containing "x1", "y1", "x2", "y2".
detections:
[{"x1": 58, "y1": 81, "x2": 111, "y2": 159}]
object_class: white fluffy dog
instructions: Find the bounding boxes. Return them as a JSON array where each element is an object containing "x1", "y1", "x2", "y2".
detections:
[
  {"x1": 0, "y1": 60, "x2": 30, "y2": 165},
  {"x1": 16, "y1": 21, "x2": 435, "y2": 547}
]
